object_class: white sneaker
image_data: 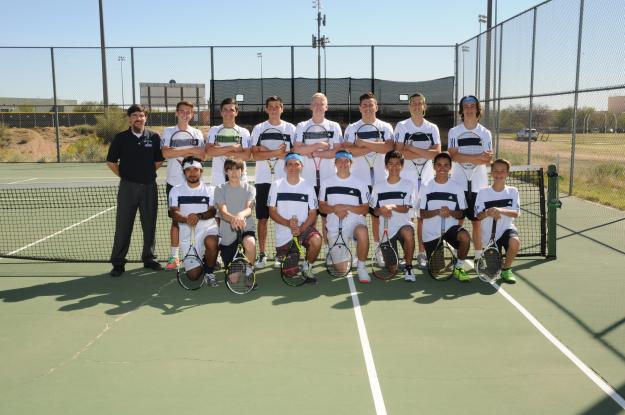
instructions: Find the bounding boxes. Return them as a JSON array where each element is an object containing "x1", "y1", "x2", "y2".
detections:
[
  {"x1": 404, "y1": 270, "x2": 416, "y2": 282},
  {"x1": 205, "y1": 273, "x2": 218, "y2": 287},
  {"x1": 357, "y1": 267, "x2": 371, "y2": 283},
  {"x1": 416, "y1": 253, "x2": 427, "y2": 269},
  {"x1": 375, "y1": 249, "x2": 385, "y2": 267},
  {"x1": 273, "y1": 256, "x2": 281, "y2": 269},
  {"x1": 255, "y1": 253, "x2": 267, "y2": 269}
]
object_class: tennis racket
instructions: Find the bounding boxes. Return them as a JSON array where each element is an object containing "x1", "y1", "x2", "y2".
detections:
[
  {"x1": 280, "y1": 236, "x2": 307, "y2": 287},
  {"x1": 427, "y1": 217, "x2": 456, "y2": 281},
  {"x1": 215, "y1": 126, "x2": 241, "y2": 146},
  {"x1": 259, "y1": 127, "x2": 286, "y2": 183},
  {"x1": 356, "y1": 123, "x2": 382, "y2": 185},
  {"x1": 177, "y1": 227, "x2": 206, "y2": 290},
  {"x1": 169, "y1": 130, "x2": 200, "y2": 167},
  {"x1": 303, "y1": 124, "x2": 331, "y2": 188},
  {"x1": 326, "y1": 218, "x2": 353, "y2": 278},
  {"x1": 456, "y1": 131, "x2": 484, "y2": 204},
  {"x1": 404, "y1": 132, "x2": 432, "y2": 190},
  {"x1": 225, "y1": 230, "x2": 256, "y2": 295},
  {"x1": 371, "y1": 216, "x2": 399, "y2": 281},
  {"x1": 477, "y1": 218, "x2": 502, "y2": 282}
]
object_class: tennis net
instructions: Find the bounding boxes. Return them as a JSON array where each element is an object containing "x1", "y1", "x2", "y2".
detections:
[{"x1": 0, "y1": 166, "x2": 545, "y2": 262}]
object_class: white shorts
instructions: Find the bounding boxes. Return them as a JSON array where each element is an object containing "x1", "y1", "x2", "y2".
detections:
[{"x1": 179, "y1": 226, "x2": 219, "y2": 270}]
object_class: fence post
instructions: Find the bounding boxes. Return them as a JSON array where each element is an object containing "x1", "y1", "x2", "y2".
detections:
[
  {"x1": 210, "y1": 46, "x2": 215, "y2": 126},
  {"x1": 291, "y1": 46, "x2": 295, "y2": 123},
  {"x1": 528, "y1": 7, "x2": 537, "y2": 165},
  {"x1": 50, "y1": 47, "x2": 61, "y2": 163},
  {"x1": 454, "y1": 44, "x2": 459, "y2": 127},
  {"x1": 130, "y1": 47, "x2": 136, "y2": 105},
  {"x1": 495, "y1": 24, "x2": 504, "y2": 158},
  {"x1": 370, "y1": 46, "x2": 375, "y2": 94},
  {"x1": 570, "y1": 0, "x2": 585, "y2": 196},
  {"x1": 547, "y1": 164, "x2": 562, "y2": 259}
]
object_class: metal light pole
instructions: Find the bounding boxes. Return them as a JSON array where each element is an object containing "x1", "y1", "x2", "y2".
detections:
[
  {"x1": 461, "y1": 46, "x2": 469, "y2": 96},
  {"x1": 118, "y1": 56, "x2": 126, "y2": 108},
  {"x1": 312, "y1": 0, "x2": 328, "y2": 93},
  {"x1": 257, "y1": 52, "x2": 263, "y2": 105},
  {"x1": 476, "y1": 14, "x2": 487, "y2": 96}
]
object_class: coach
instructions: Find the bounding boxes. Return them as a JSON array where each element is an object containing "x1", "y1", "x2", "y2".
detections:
[{"x1": 106, "y1": 104, "x2": 164, "y2": 277}]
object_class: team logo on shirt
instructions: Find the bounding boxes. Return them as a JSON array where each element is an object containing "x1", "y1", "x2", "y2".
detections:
[
  {"x1": 349, "y1": 189, "x2": 354, "y2": 194},
  {"x1": 448, "y1": 195, "x2": 454, "y2": 200},
  {"x1": 301, "y1": 196, "x2": 306, "y2": 201}
]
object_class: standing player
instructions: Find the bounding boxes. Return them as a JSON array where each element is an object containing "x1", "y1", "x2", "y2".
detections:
[
  {"x1": 475, "y1": 159, "x2": 521, "y2": 283},
  {"x1": 251, "y1": 96, "x2": 294, "y2": 269},
  {"x1": 393, "y1": 93, "x2": 441, "y2": 269},
  {"x1": 205, "y1": 98, "x2": 252, "y2": 187},
  {"x1": 106, "y1": 104, "x2": 164, "y2": 277},
  {"x1": 343, "y1": 92, "x2": 394, "y2": 265},
  {"x1": 161, "y1": 100, "x2": 206, "y2": 270},
  {"x1": 419, "y1": 152, "x2": 471, "y2": 282},
  {"x1": 169, "y1": 157, "x2": 219, "y2": 286},
  {"x1": 293, "y1": 92, "x2": 343, "y2": 254},
  {"x1": 448, "y1": 95, "x2": 493, "y2": 261},
  {"x1": 319, "y1": 150, "x2": 371, "y2": 283},
  {"x1": 268, "y1": 152, "x2": 322, "y2": 284},
  {"x1": 214, "y1": 158, "x2": 257, "y2": 281},
  {"x1": 370, "y1": 151, "x2": 417, "y2": 281}
]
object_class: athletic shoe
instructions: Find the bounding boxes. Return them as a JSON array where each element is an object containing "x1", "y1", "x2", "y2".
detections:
[
  {"x1": 453, "y1": 267, "x2": 471, "y2": 282},
  {"x1": 352, "y1": 255, "x2": 358, "y2": 268},
  {"x1": 143, "y1": 261, "x2": 163, "y2": 271},
  {"x1": 205, "y1": 273, "x2": 218, "y2": 287},
  {"x1": 273, "y1": 256, "x2": 281, "y2": 269},
  {"x1": 416, "y1": 253, "x2": 428, "y2": 269},
  {"x1": 357, "y1": 267, "x2": 371, "y2": 283},
  {"x1": 404, "y1": 269, "x2": 416, "y2": 282},
  {"x1": 305, "y1": 276, "x2": 318, "y2": 285},
  {"x1": 109, "y1": 265, "x2": 125, "y2": 277},
  {"x1": 375, "y1": 249, "x2": 385, "y2": 267},
  {"x1": 255, "y1": 252, "x2": 267, "y2": 269},
  {"x1": 500, "y1": 269, "x2": 517, "y2": 284},
  {"x1": 165, "y1": 256, "x2": 180, "y2": 270}
]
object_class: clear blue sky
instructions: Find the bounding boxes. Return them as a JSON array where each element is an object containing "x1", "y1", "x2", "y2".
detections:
[{"x1": 0, "y1": 0, "x2": 551, "y2": 104}]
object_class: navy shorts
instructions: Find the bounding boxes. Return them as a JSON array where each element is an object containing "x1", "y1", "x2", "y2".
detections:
[
  {"x1": 423, "y1": 225, "x2": 467, "y2": 258},
  {"x1": 220, "y1": 231, "x2": 256, "y2": 269},
  {"x1": 255, "y1": 183, "x2": 271, "y2": 220}
]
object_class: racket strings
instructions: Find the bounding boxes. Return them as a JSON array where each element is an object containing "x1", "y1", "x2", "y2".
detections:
[{"x1": 327, "y1": 244, "x2": 351, "y2": 278}]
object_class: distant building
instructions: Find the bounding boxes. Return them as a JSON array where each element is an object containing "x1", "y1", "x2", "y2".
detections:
[
  {"x1": 608, "y1": 96, "x2": 625, "y2": 113},
  {"x1": 0, "y1": 97, "x2": 78, "y2": 112},
  {"x1": 140, "y1": 81, "x2": 206, "y2": 111}
]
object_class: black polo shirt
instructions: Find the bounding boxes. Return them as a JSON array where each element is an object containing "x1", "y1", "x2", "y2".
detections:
[{"x1": 107, "y1": 128, "x2": 164, "y2": 184}]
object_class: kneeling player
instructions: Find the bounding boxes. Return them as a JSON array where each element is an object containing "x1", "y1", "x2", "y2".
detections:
[
  {"x1": 419, "y1": 152, "x2": 472, "y2": 282},
  {"x1": 169, "y1": 157, "x2": 219, "y2": 285},
  {"x1": 370, "y1": 150, "x2": 416, "y2": 281},
  {"x1": 475, "y1": 158, "x2": 521, "y2": 283},
  {"x1": 268, "y1": 152, "x2": 322, "y2": 283}
]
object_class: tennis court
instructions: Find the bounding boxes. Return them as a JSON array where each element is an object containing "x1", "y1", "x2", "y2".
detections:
[{"x1": 1, "y1": 163, "x2": 624, "y2": 414}]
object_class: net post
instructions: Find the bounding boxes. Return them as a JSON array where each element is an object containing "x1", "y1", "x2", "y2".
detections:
[{"x1": 547, "y1": 164, "x2": 562, "y2": 259}]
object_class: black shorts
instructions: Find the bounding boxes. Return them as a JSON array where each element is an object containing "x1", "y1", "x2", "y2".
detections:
[
  {"x1": 423, "y1": 225, "x2": 467, "y2": 258},
  {"x1": 166, "y1": 183, "x2": 175, "y2": 219},
  {"x1": 462, "y1": 191, "x2": 478, "y2": 221},
  {"x1": 496, "y1": 229, "x2": 520, "y2": 252},
  {"x1": 314, "y1": 185, "x2": 327, "y2": 218},
  {"x1": 255, "y1": 183, "x2": 271, "y2": 220},
  {"x1": 275, "y1": 226, "x2": 321, "y2": 257},
  {"x1": 219, "y1": 231, "x2": 256, "y2": 269}
]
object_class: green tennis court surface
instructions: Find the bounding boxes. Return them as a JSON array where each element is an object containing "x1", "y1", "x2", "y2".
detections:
[{"x1": 1, "y1": 163, "x2": 624, "y2": 414}]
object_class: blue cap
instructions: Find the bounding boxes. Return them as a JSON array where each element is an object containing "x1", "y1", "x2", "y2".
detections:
[
  {"x1": 285, "y1": 153, "x2": 304, "y2": 164},
  {"x1": 335, "y1": 151, "x2": 353, "y2": 161}
]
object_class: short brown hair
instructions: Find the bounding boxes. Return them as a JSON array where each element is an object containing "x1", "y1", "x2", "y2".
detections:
[
  {"x1": 492, "y1": 158, "x2": 511, "y2": 172},
  {"x1": 220, "y1": 97, "x2": 238, "y2": 111},
  {"x1": 176, "y1": 100, "x2": 194, "y2": 111},
  {"x1": 265, "y1": 96, "x2": 283, "y2": 107},
  {"x1": 359, "y1": 92, "x2": 376, "y2": 104},
  {"x1": 224, "y1": 157, "x2": 245, "y2": 173}
]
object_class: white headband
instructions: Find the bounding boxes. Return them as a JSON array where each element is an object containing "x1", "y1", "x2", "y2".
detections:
[{"x1": 183, "y1": 160, "x2": 203, "y2": 170}]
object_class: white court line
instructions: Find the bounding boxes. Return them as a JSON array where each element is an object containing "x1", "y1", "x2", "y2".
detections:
[
  {"x1": 6, "y1": 177, "x2": 38, "y2": 184},
  {"x1": 6, "y1": 206, "x2": 116, "y2": 256},
  {"x1": 469, "y1": 260, "x2": 625, "y2": 410},
  {"x1": 346, "y1": 274, "x2": 388, "y2": 415}
]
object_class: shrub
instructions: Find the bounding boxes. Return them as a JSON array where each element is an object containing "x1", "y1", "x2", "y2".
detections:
[
  {"x1": 95, "y1": 110, "x2": 127, "y2": 144},
  {"x1": 62, "y1": 135, "x2": 108, "y2": 162}
]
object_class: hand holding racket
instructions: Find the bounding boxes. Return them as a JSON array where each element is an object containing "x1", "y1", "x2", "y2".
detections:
[
  {"x1": 225, "y1": 230, "x2": 256, "y2": 295},
  {"x1": 177, "y1": 226, "x2": 206, "y2": 290},
  {"x1": 280, "y1": 235, "x2": 307, "y2": 287},
  {"x1": 214, "y1": 127, "x2": 242, "y2": 155},
  {"x1": 477, "y1": 218, "x2": 502, "y2": 282},
  {"x1": 169, "y1": 130, "x2": 201, "y2": 167},
  {"x1": 303, "y1": 124, "x2": 331, "y2": 188},
  {"x1": 371, "y1": 216, "x2": 399, "y2": 281},
  {"x1": 456, "y1": 131, "x2": 486, "y2": 203},
  {"x1": 259, "y1": 127, "x2": 287, "y2": 182}
]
